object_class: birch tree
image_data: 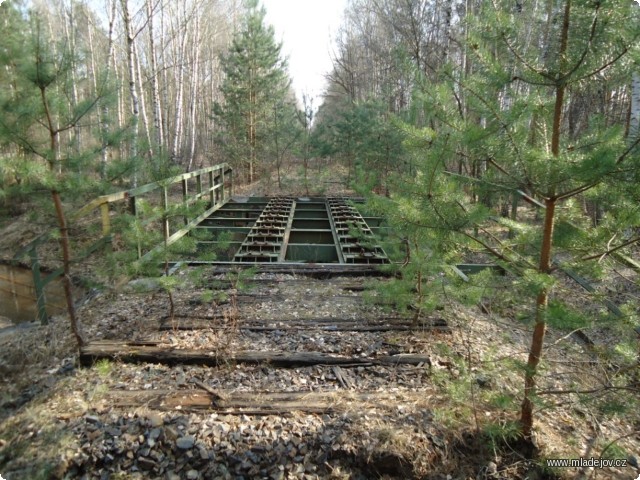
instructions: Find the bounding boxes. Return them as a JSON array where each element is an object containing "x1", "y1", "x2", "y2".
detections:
[
  {"x1": 120, "y1": 0, "x2": 140, "y2": 185},
  {"x1": 146, "y1": 0, "x2": 165, "y2": 157},
  {"x1": 631, "y1": 72, "x2": 640, "y2": 141}
]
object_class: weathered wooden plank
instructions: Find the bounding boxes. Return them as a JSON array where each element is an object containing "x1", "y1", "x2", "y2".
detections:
[
  {"x1": 158, "y1": 318, "x2": 450, "y2": 333},
  {"x1": 106, "y1": 389, "x2": 421, "y2": 414},
  {"x1": 79, "y1": 341, "x2": 432, "y2": 368},
  {"x1": 158, "y1": 314, "x2": 439, "y2": 324},
  {"x1": 183, "y1": 263, "x2": 393, "y2": 277},
  {"x1": 207, "y1": 293, "x2": 366, "y2": 303}
]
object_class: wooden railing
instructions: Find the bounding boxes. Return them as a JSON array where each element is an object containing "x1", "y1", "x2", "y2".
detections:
[{"x1": 13, "y1": 164, "x2": 233, "y2": 324}]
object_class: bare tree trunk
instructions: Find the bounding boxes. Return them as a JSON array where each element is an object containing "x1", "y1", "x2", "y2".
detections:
[
  {"x1": 147, "y1": 0, "x2": 165, "y2": 158},
  {"x1": 629, "y1": 72, "x2": 640, "y2": 141},
  {"x1": 61, "y1": 0, "x2": 82, "y2": 155},
  {"x1": 187, "y1": 12, "x2": 201, "y2": 171},
  {"x1": 520, "y1": 0, "x2": 570, "y2": 440},
  {"x1": 121, "y1": 0, "x2": 140, "y2": 186},
  {"x1": 171, "y1": 2, "x2": 188, "y2": 165},
  {"x1": 114, "y1": 52, "x2": 126, "y2": 161},
  {"x1": 52, "y1": 191, "x2": 86, "y2": 348},
  {"x1": 249, "y1": 104, "x2": 256, "y2": 183},
  {"x1": 134, "y1": 40, "x2": 153, "y2": 158},
  {"x1": 160, "y1": 0, "x2": 171, "y2": 151},
  {"x1": 97, "y1": 0, "x2": 117, "y2": 177},
  {"x1": 36, "y1": 39, "x2": 86, "y2": 346}
]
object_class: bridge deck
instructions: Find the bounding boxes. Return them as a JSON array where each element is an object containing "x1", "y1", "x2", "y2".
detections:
[{"x1": 187, "y1": 196, "x2": 390, "y2": 265}]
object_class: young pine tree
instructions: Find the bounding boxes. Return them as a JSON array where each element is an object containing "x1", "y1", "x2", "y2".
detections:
[
  {"x1": 364, "y1": 0, "x2": 640, "y2": 442},
  {"x1": 213, "y1": 0, "x2": 292, "y2": 184}
]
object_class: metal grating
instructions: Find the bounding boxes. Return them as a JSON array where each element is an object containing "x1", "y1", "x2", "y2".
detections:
[
  {"x1": 327, "y1": 197, "x2": 389, "y2": 264},
  {"x1": 233, "y1": 197, "x2": 296, "y2": 263}
]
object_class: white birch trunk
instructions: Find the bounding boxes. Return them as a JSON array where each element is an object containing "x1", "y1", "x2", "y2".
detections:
[
  {"x1": 62, "y1": 1, "x2": 81, "y2": 154},
  {"x1": 97, "y1": 0, "x2": 117, "y2": 176},
  {"x1": 87, "y1": 8, "x2": 102, "y2": 172},
  {"x1": 147, "y1": 0, "x2": 165, "y2": 157},
  {"x1": 187, "y1": 13, "x2": 201, "y2": 171},
  {"x1": 630, "y1": 72, "x2": 640, "y2": 142},
  {"x1": 121, "y1": 0, "x2": 140, "y2": 186},
  {"x1": 134, "y1": 41, "x2": 153, "y2": 158},
  {"x1": 171, "y1": 2, "x2": 187, "y2": 164},
  {"x1": 160, "y1": 0, "x2": 170, "y2": 149}
]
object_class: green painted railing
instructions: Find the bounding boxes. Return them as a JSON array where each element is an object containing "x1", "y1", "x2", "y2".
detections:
[{"x1": 13, "y1": 164, "x2": 233, "y2": 325}]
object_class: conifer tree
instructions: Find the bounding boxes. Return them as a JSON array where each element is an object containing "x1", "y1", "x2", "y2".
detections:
[
  {"x1": 0, "y1": 2, "x2": 112, "y2": 347},
  {"x1": 213, "y1": 0, "x2": 291, "y2": 184},
  {"x1": 341, "y1": 0, "x2": 640, "y2": 443}
]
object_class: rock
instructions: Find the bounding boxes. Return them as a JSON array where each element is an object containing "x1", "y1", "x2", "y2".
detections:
[
  {"x1": 138, "y1": 457, "x2": 157, "y2": 471},
  {"x1": 176, "y1": 436, "x2": 195, "y2": 450},
  {"x1": 86, "y1": 429, "x2": 102, "y2": 442},
  {"x1": 486, "y1": 461, "x2": 498, "y2": 476},
  {"x1": 198, "y1": 446, "x2": 210, "y2": 460},
  {"x1": 85, "y1": 415, "x2": 101, "y2": 425},
  {"x1": 146, "y1": 412, "x2": 164, "y2": 427},
  {"x1": 164, "y1": 426, "x2": 180, "y2": 441},
  {"x1": 125, "y1": 278, "x2": 161, "y2": 293},
  {"x1": 475, "y1": 374, "x2": 493, "y2": 389},
  {"x1": 270, "y1": 471, "x2": 284, "y2": 480},
  {"x1": 186, "y1": 469, "x2": 199, "y2": 479}
]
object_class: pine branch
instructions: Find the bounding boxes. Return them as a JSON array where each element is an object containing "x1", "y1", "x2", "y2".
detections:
[{"x1": 580, "y1": 236, "x2": 640, "y2": 262}]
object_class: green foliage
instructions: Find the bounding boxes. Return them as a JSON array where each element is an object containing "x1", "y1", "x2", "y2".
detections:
[
  {"x1": 599, "y1": 440, "x2": 628, "y2": 461},
  {"x1": 313, "y1": 100, "x2": 407, "y2": 187},
  {"x1": 199, "y1": 289, "x2": 228, "y2": 305},
  {"x1": 0, "y1": 0, "x2": 124, "y2": 211},
  {"x1": 213, "y1": 2, "x2": 293, "y2": 182},
  {"x1": 545, "y1": 300, "x2": 589, "y2": 330},
  {"x1": 597, "y1": 399, "x2": 626, "y2": 417},
  {"x1": 226, "y1": 266, "x2": 258, "y2": 291},
  {"x1": 487, "y1": 392, "x2": 517, "y2": 410},
  {"x1": 482, "y1": 420, "x2": 522, "y2": 448},
  {"x1": 94, "y1": 359, "x2": 113, "y2": 378}
]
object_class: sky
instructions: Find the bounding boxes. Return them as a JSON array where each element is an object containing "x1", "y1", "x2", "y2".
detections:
[{"x1": 261, "y1": 0, "x2": 348, "y2": 106}]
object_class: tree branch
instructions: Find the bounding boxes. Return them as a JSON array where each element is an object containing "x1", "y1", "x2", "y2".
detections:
[{"x1": 581, "y1": 236, "x2": 640, "y2": 262}]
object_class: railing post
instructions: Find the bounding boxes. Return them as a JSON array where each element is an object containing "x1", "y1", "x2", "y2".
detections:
[
  {"x1": 100, "y1": 201, "x2": 113, "y2": 252},
  {"x1": 162, "y1": 186, "x2": 170, "y2": 243},
  {"x1": 181, "y1": 178, "x2": 188, "y2": 226},
  {"x1": 129, "y1": 195, "x2": 142, "y2": 259},
  {"x1": 29, "y1": 248, "x2": 48, "y2": 325},
  {"x1": 100, "y1": 202, "x2": 111, "y2": 236},
  {"x1": 220, "y1": 167, "x2": 225, "y2": 204},
  {"x1": 208, "y1": 170, "x2": 215, "y2": 207}
]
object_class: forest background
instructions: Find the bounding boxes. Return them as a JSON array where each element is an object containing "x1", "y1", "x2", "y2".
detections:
[{"x1": 1, "y1": 0, "x2": 640, "y2": 458}]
